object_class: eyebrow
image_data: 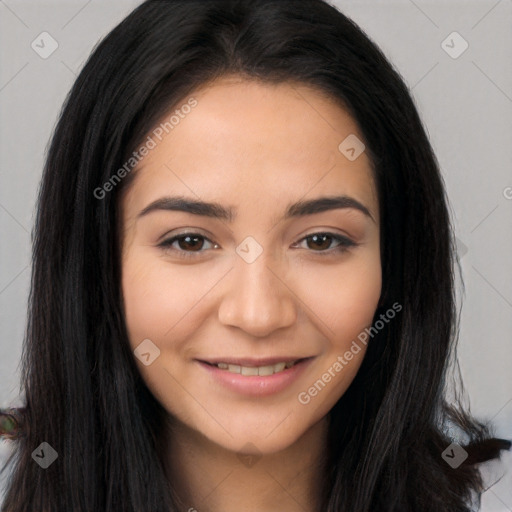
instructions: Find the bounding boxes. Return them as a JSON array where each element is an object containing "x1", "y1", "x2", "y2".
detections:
[{"x1": 137, "y1": 194, "x2": 375, "y2": 224}]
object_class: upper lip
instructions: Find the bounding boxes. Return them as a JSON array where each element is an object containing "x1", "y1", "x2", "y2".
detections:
[{"x1": 197, "y1": 356, "x2": 312, "y2": 367}]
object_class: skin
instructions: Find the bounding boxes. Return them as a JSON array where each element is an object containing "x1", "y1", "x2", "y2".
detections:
[{"x1": 120, "y1": 75, "x2": 381, "y2": 512}]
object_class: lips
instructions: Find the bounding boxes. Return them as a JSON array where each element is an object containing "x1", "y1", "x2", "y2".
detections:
[{"x1": 197, "y1": 356, "x2": 315, "y2": 397}]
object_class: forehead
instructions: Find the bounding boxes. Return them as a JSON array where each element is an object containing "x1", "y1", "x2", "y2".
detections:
[{"x1": 121, "y1": 76, "x2": 378, "y2": 223}]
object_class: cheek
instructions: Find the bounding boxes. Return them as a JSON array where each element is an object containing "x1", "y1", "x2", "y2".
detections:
[
  {"x1": 122, "y1": 253, "x2": 183, "y2": 346},
  {"x1": 294, "y1": 250, "x2": 382, "y2": 343},
  {"x1": 121, "y1": 254, "x2": 203, "y2": 401},
  {"x1": 292, "y1": 255, "x2": 381, "y2": 415},
  {"x1": 121, "y1": 251, "x2": 223, "y2": 349}
]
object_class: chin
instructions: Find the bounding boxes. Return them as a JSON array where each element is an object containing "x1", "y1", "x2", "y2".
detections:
[{"x1": 194, "y1": 413, "x2": 315, "y2": 456}]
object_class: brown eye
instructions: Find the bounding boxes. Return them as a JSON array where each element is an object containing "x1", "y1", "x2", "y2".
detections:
[
  {"x1": 306, "y1": 233, "x2": 334, "y2": 251},
  {"x1": 293, "y1": 232, "x2": 357, "y2": 255},
  {"x1": 172, "y1": 234, "x2": 205, "y2": 251},
  {"x1": 158, "y1": 232, "x2": 218, "y2": 259}
]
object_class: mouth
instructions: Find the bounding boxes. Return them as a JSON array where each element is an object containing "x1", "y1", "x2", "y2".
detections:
[
  {"x1": 196, "y1": 356, "x2": 315, "y2": 397},
  {"x1": 200, "y1": 358, "x2": 308, "y2": 376}
]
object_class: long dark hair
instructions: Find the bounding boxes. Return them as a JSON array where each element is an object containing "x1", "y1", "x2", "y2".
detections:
[{"x1": 1, "y1": 0, "x2": 509, "y2": 510}]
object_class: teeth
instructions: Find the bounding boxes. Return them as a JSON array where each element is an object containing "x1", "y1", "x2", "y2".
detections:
[
  {"x1": 241, "y1": 366, "x2": 259, "y2": 376},
  {"x1": 214, "y1": 361, "x2": 298, "y2": 376},
  {"x1": 273, "y1": 362, "x2": 286, "y2": 373},
  {"x1": 257, "y1": 365, "x2": 274, "y2": 376}
]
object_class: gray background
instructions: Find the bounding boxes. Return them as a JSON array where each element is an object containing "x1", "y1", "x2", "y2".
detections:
[{"x1": 1, "y1": 0, "x2": 511, "y2": 509}]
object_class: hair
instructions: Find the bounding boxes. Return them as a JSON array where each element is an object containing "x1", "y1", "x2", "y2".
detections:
[{"x1": 1, "y1": 0, "x2": 510, "y2": 510}]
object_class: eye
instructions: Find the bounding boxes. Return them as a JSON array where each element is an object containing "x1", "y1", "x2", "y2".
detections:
[
  {"x1": 158, "y1": 232, "x2": 218, "y2": 259},
  {"x1": 157, "y1": 231, "x2": 358, "y2": 259},
  {"x1": 292, "y1": 232, "x2": 357, "y2": 256}
]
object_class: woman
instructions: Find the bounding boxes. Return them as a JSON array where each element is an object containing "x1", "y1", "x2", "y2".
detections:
[{"x1": 1, "y1": 0, "x2": 509, "y2": 510}]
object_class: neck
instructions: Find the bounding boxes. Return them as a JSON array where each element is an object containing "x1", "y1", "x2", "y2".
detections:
[{"x1": 160, "y1": 416, "x2": 329, "y2": 512}]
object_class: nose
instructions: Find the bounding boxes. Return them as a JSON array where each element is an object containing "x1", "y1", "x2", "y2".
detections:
[{"x1": 217, "y1": 250, "x2": 297, "y2": 337}]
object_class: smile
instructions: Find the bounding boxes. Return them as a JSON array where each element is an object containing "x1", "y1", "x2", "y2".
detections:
[
  {"x1": 197, "y1": 357, "x2": 314, "y2": 397},
  {"x1": 205, "y1": 360, "x2": 301, "y2": 376}
]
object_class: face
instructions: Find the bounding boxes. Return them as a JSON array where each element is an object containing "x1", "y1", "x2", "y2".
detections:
[{"x1": 120, "y1": 76, "x2": 381, "y2": 455}]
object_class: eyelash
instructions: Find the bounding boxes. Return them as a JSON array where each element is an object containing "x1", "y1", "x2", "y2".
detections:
[{"x1": 157, "y1": 231, "x2": 358, "y2": 260}]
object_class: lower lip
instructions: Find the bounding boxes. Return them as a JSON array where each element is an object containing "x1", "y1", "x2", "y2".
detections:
[{"x1": 197, "y1": 358, "x2": 314, "y2": 397}]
